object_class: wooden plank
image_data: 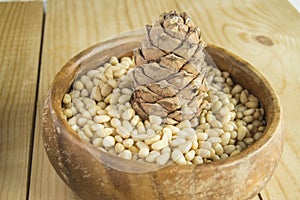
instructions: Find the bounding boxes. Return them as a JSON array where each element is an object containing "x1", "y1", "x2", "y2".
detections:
[
  {"x1": 28, "y1": 0, "x2": 189, "y2": 199},
  {"x1": 29, "y1": 0, "x2": 300, "y2": 199},
  {"x1": 260, "y1": 143, "x2": 300, "y2": 199},
  {"x1": 0, "y1": 2, "x2": 43, "y2": 200},
  {"x1": 180, "y1": 0, "x2": 300, "y2": 199}
]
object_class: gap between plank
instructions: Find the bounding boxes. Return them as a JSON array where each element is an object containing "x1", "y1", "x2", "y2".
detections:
[{"x1": 25, "y1": 7, "x2": 46, "y2": 200}]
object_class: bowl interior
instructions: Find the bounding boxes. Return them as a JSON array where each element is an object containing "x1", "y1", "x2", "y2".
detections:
[{"x1": 48, "y1": 30, "x2": 281, "y2": 173}]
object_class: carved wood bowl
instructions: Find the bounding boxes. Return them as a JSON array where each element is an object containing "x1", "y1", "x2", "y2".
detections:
[{"x1": 42, "y1": 30, "x2": 284, "y2": 200}]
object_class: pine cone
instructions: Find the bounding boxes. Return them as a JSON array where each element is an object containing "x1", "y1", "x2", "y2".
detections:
[{"x1": 130, "y1": 11, "x2": 208, "y2": 126}]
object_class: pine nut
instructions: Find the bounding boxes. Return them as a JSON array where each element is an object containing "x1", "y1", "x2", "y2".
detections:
[
  {"x1": 178, "y1": 130, "x2": 188, "y2": 139},
  {"x1": 197, "y1": 148, "x2": 211, "y2": 158},
  {"x1": 166, "y1": 125, "x2": 180, "y2": 134},
  {"x1": 118, "y1": 94, "x2": 131, "y2": 104},
  {"x1": 149, "y1": 115, "x2": 163, "y2": 125},
  {"x1": 211, "y1": 101, "x2": 222, "y2": 113},
  {"x1": 206, "y1": 129, "x2": 219, "y2": 137},
  {"x1": 214, "y1": 76, "x2": 224, "y2": 83},
  {"x1": 136, "y1": 141, "x2": 149, "y2": 150},
  {"x1": 116, "y1": 126, "x2": 130, "y2": 139},
  {"x1": 176, "y1": 120, "x2": 192, "y2": 129},
  {"x1": 115, "y1": 135, "x2": 123, "y2": 143},
  {"x1": 103, "y1": 136, "x2": 115, "y2": 148},
  {"x1": 86, "y1": 69, "x2": 98, "y2": 79},
  {"x1": 122, "y1": 120, "x2": 133, "y2": 132},
  {"x1": 213, "y1": 143, "x2": 224, "y2": 156},
  {"x1": 206, "y1": 113, "x2": 216, "y2": 123},
  {"x1": 81, "y1": 89, "x2": 89, "y2": 97},
  {"x1": 192, "y1": 139, "x2": 199, "y2": 150},
  {"x1": 193, "y1": 156, "x2": 203, "y2": 164},
  {"x1": 114, "y1": 143, "x2": 125, "y2": 153},
  {"x1": 138, "y1": 148, "x2": 149, "y2": 158},
  {"x1": 221, "y1": 154, "x2": 229, "y2": 159},
  {"x1": 243, "y1": 115, "x2": 254, "y2": 123},
  {"x1": 211, "y1": 120, "x2": 222, "y2": 128},
  {"x1": 231, "y1": 85, "x2": 243, "y2": 95},
  {"x1": 244, "y1": 137, "x2": 255, "y2": 145},
  {"x1": 230, "y1": 149, "x2": 241, "y2": 157},
  {"x1": 82, "y1": 111, "x2": 92, "y2": 119},
  {"x1": 94, "y1": 115, "x2": 111, "y2": 123},
  {"x1": 77, "y1": 117, "x2": 88, "y2": 126},
  {"x1": 237, "y1": 126, "x2": 248, "y2": 140},
  {"x1": 178, "y1": 141, "x2": 192, "y2": 153},
  {"x1": 243, "y1": 108, "x2": 255, "y2": 115},
  {"x1": 185, "y1": 150, "x2": 196, "y2": 161},
  {"x1": 110, "y1": 56, "x2": 119, "y2": 65},
  {"x1": 109, "y1": 92, "x2": 121, "y2": 105},
  {"x1": 219, "y1": 106, "x2": 229, "y2": 117},
  {"x1": 83, "y1": 125, "x2": 93, "y2": 137},
  {"x1": 100, "y1": 83, "x2": 112, "y2": 97},
  {"x1": 221, "y1": 132, "x2": 231, "y2": 146},
  {"x1": 93, "y1": 138, "x2": 103, "y2": 147},
  {"x1": 145, "y1": 151, "x2": 160, "y2": 163},
  {"x1": 207, "y1": 137, "x2": 222, "y2": 144},
  {"x1": 121, "y1": 88, "x2": 133, "y2": 95},
  {"x1": 156, "y1": 152, "x2": 170, "y2": 165},
  {"x1": 118, "y1": 150, "x2": 132, "y2": 160},
  {"x1": 74, "y1": 81, "x2": 84, "y2": 90},
  {"x1": 171, "y1": 149, "x2": 186, "y2": 165},
  {"x1": 162, "y1": 128, "x2": 172, "y2": 141},
  {"x1": 68, "y1": 116, "x2": 77, "y2": 125},
  {"x1": 253, "y1": 131, "x2": 262, "y2": 140},
  {"x1": 171, "y1": 137, "x2": 186, "y2": 147},
  {"x1": 200, "y1": 141, "x2": 212, "y2": 149},
  {"x1": 123, "y1": 138, "x2": 134, "y2": 148},
  {"x1": 78, "y1": 130, "x2": 90, "y2": 142},
  {"x1": 122, "y1": 108, "x2": 135, "y2": 120},
  {"x1": 223, "y1": 123, "x2": 234, "y2": 132},
  {"x1": 110, "y1": 118, "x2": 121, "y2": 128},
  {"x1": 246, "y1": 101, "x2": 258, "y2": 109},
  {"x1": 198, "y1": 123, "x2": 210, "y2": 130},
  {"x1": 210, "y1": 95, "x2": 219, "y2": 103},
  {"x1": 224, "y1": 145, "x2": 236, "y2": 154},
  {"x1": 196, "y1": 131, "x2": 208, "y2": 141},
  {"x1": 114, "y1": 68, "x2": 127, "y2": 78},
  {"x1": 248, "y1": 95, "x2": 258, "y2": 102},
  {"x1": 144, "y1": 134, "x2": 160, "y2": 145},
  {"x1": 107, "y1": 109, "x2": 120, "y2": 118},
  {"x1": 63, "y1": 94, "x2": 72, "y2": 104},
  {"x1": 137, "y1": 126, "x2": 146, "y2": 134},
  {"x1": 63, "y1": 109, "x2": 73, "y2": 118},
  {"x1": 240, "y1": 90, "x2": 248, "y2": 104},
  {"x1": 151, "y1": 139, "x2": 168, "y2": 151},
  {"x1": 230, "y1": 131, "x2": 238, "y2": 139},
  {"x1": 130, "y1": 115, "x2": 140, "y2": 126}
]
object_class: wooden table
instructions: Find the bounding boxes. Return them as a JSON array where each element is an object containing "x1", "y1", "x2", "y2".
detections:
[{"x1": 0, "y1": 0, "x2": 299, "y2": 199}]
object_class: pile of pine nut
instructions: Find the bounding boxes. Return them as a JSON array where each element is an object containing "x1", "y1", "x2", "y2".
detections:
[{"x1": 62, "y1": 56, "x2": 266, "y2": 165}]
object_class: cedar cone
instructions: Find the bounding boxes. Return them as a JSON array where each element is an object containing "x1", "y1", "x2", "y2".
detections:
[{"x1": 130, "y1": 11, "x2": 208, "y2": 126}]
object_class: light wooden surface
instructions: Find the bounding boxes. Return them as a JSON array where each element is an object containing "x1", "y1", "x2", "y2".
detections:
[
  {"x1": 0, "y1": 0, "x2": 299, "y2": 199},
  {"x1": 0, "y1": 1, "x2": 43, "y2": 200}
]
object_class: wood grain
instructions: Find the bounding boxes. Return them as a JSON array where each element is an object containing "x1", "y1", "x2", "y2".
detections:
[
  {"x1": 177, "y1": 1, "x2": 300, "y2": 199},
  {"x1": 29, "y1": 0, "x2": 300, "y2": 199},
  {"x1": 0, "y1": 2, "x2": 43, "y2": 200}
]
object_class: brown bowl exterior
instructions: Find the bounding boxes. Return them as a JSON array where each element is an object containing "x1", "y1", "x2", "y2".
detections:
[{"x1": 42, "y1": 31, "x2": 284, "y2": 200}]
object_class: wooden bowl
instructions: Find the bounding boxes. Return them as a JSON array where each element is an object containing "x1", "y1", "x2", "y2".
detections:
[{"x1": 42, "y1": 30, "x2": 284, "y2": 200}]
